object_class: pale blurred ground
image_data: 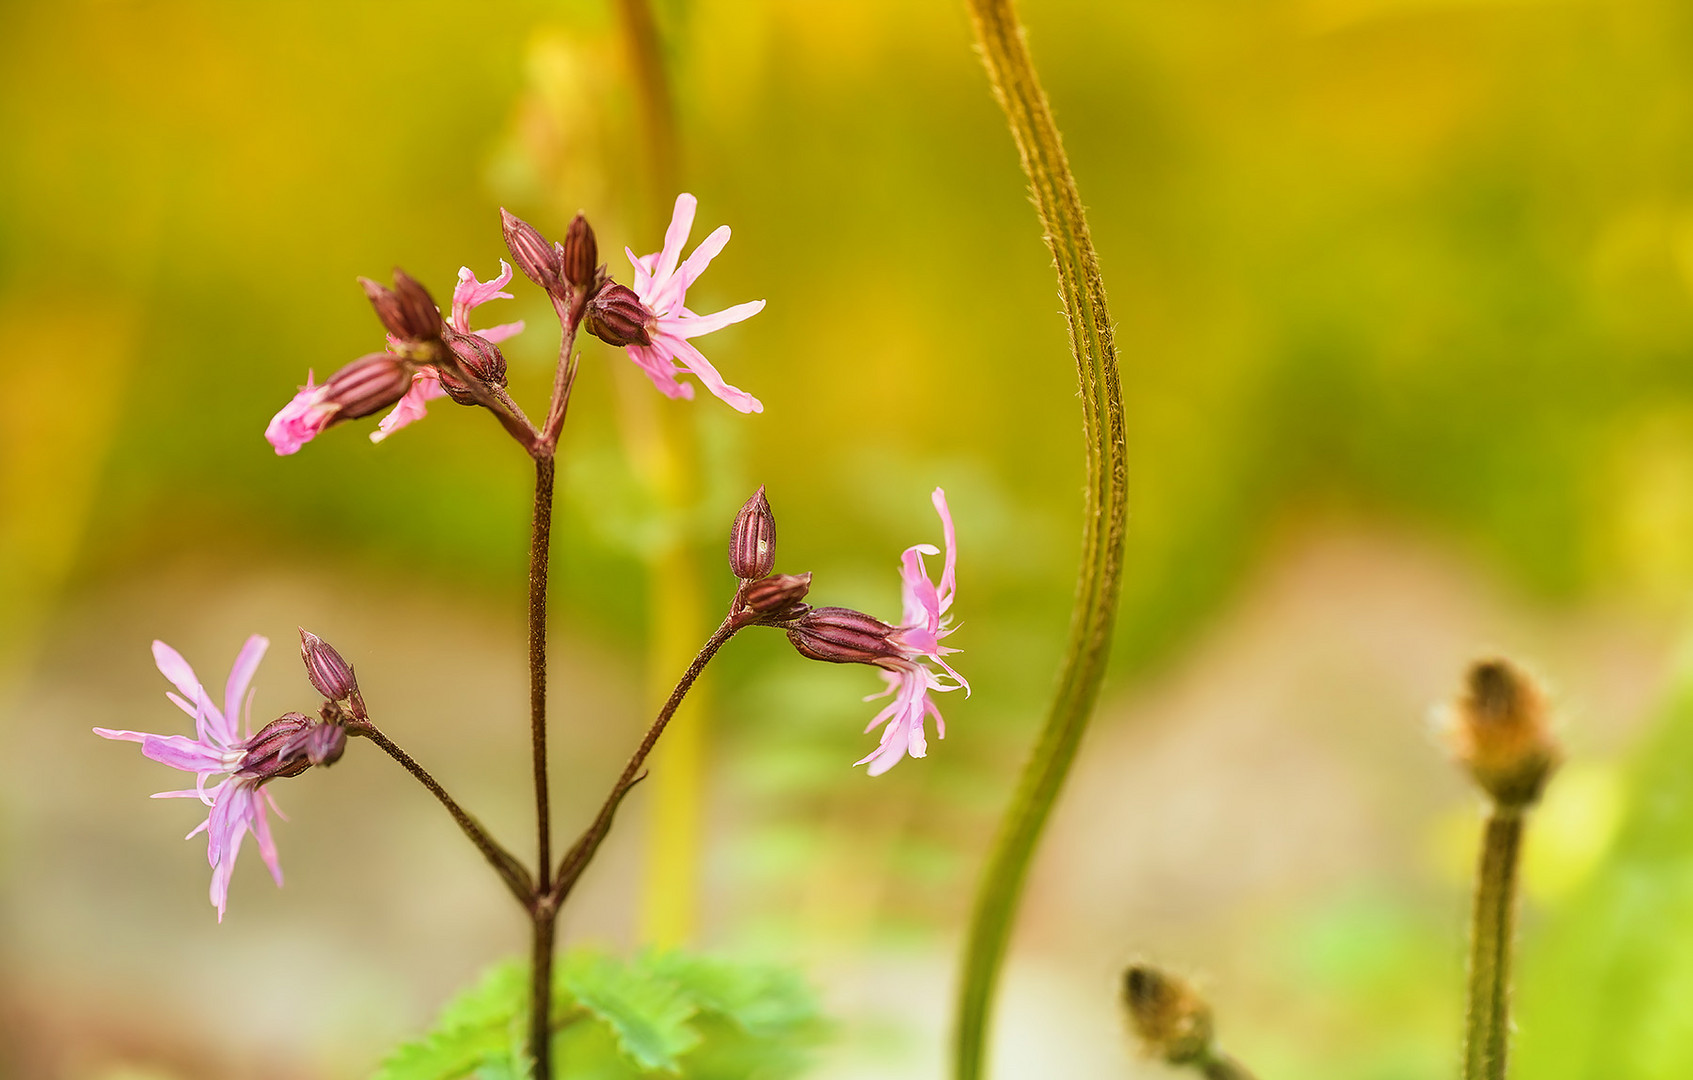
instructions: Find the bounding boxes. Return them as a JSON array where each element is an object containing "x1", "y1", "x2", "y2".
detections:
[{"x1": 2, "y1": 521, "x2": 1672, "y2": 1078}]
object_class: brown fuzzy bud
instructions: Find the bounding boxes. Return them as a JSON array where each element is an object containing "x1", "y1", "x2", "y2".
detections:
[
  {"x1": 359, "y1": 270, "x2": 443, "y2": 342},
  {"x1": 561, "y1": 213, "x2": 598, "y2": 291},
  {"x1": 299, "y1": 628, "x2": 359, "y2": 703},
  {"x1": 280, "y1": 722, "x2": 348, "y2": 768},
  {"x1": 501, "y1": 208, "x2": 561, "y2": 290},
  {"x1": 583, "y1": 283, "x2": 655, "y2": 347},
  {"x1": 729, "y1": 486, "x2": 777, "y2": 579},
  {"x1": 743, "y1": 573, "x2": 812, "y2": 618},
  {"x1": 322, "y1": 354, "x2": 415, "y2": 421},
  {"x1": 787, "y1": 606, "x2": 900, "y2": 666},
  {"x1": 1122, "y1": 965, "x2": 1214, "y2": 1067},
  {"x1": 446, "y1": 329, "x2": 508, "y2": 388},
  {"x1": 1446, "y1": 658, "x2": 1561, "y2": 808},
  {"x1": 235, "y1": 713, "x2": 316, "y2": 782}
]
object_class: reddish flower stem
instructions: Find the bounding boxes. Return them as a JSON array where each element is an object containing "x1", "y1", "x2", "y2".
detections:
[
  {"x1": 346, "y1": 720, "x2": 532, "y2": 903},
  {"x1": 552, "y1": 614, "x2": 745, "y2": 904}
]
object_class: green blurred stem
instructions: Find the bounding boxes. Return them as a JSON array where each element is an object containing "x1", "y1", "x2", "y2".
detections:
[
  {"x1": 953, "y1": 1, "x2": 1128, "y2": 1077},
  {"x1": 1465, "y1": 808, "x2": 1525, "y2": 1080}
]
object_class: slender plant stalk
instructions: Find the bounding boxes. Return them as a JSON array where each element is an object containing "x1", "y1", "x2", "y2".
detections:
[
  {"x1": 347, "y1": 721, "x2": 532, "y2": 903},
  {"x1": 953, "y1": 2, "x2": 1129, "y2": 1077},
  {"x1": 530, "y1": 456, "x2": 557, "y2": 892},
  {"x1": 526, "y1": 451, "x2": 559, "y2": 1080},
  {"x1": 1465, "y1": 808, "x2": 1524, "y2": 1080}
]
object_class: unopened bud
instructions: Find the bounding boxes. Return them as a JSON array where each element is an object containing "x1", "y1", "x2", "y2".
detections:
[
  {"x1": 1446, "y1": 658, "x2": 1560, "y2": 808},
  {"x1": 446, "y1": 329, "x2": 508, "y2": 388},
  {"x1": 322, "y1": 354, "x2": 415, "y2": 420},
  {"x1": 1122, "y1": 964, "x2": 1214, "y2": 1067},
  {"x1": 583, "y1": 283, "x2": 655, "y2": 347},
  {"x1": 299, "y1": 628, "x2": 358, "y2": 701},
  {"x1": 562, "y1": 213, "x2": 598, "y2": 291},
  {"x1": 359, "y1": 270, "x2": 443, "y2": 343},
  {"x1": 280, "y1": 722, "x2": 348, "y2": 768},
  {"x1": 236, "y1": 713, "x2": 315, "y2": 782},
  {"x1": 787, "y1": 606, "x2": 900, "y2": 666},
  {"x1": 501, "y1": 208, "x2": 560, "y2": 290},
  {"x1": 729, "y1": 486, "x2": 777, "y2": 579},
  {"x1": 743, "y1": 573, "x2": 811, "y2": 618}
]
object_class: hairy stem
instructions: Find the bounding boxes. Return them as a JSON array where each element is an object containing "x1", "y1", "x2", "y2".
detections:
[
  {"x1": 526, "y1": 451, "x2": 558, "y2": 1080},
  {"x1": 1465, "y1": 808, "x2": 1524, "y2": 1080},
  {"x1": 552, "y1": 615, "x2": 742, "y2": 903},
  {"x1": 347, "y1": 721, "x2": 532, "y2": 903},
  {"x1": 954, "y1": 2, "x2": 1129, "y2": 1077},
  {"x1": 530, "y1": 455, "x2": 556, "y2": 893}
]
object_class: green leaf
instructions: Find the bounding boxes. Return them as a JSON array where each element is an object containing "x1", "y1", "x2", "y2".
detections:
[
  {"x1": 374, "y1": 961, "x2": 528, "y2": 1080},
  {"x1": 646, "y1": 951, "x2": 819, "y2": 1040},
  {"x1": 558, "y1": 949, "x2": 702, "y2": 1072}
]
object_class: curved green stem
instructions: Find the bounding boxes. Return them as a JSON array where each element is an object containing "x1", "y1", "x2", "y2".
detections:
[
  {"x1": 953, "y1": 2, "x2": 1129, "y2": 1077},
  {"x1": 1465, "y1": 808, "x2": 1524, "y2": 1080}
]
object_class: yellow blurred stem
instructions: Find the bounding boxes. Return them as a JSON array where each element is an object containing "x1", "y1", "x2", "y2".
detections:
[
  {"x1": 640, "y1": 526, "x2": 709, "y2": 945},
  {"x1": 611, "y1": 360, "x2": 709, "y2": 946},
  {"x1": 613, "y1": 0, "x2": 704, "y2": 949}
]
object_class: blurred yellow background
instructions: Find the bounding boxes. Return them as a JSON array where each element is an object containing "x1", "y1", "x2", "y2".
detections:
[{"x1": 6, "y1": 0, "x2": 1693, "y2": 1076}]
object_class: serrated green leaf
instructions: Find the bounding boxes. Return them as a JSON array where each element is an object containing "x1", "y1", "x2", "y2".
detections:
[
  {"x1": 558, "y1": 949, "x2": 701, "y2": 1072},
  {"x1": 644, "y1": 951, "x2": 820, "y2": 1040},
  {"x1": 374, "y1": 961, "x2": 528, "y2": 1080}
]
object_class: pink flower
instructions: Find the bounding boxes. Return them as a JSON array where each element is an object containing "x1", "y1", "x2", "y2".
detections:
[
  {"x1": 266, "y1": 372, "x2": 336, "y2": 455},
  {"x1": 622, "y1": 193, "x2": 766, "y2": 413},
  {"x1": 372, "y1": 260, "x2": 525, "y2": 445},
  {"x1": 855, "y1": 487, "x2": 966, "y2": 776},
  {"x1": 94, "y1": 636, "x2": 286, "y2": 920}
]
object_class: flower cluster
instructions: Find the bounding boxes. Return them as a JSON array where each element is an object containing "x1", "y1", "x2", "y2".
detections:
[
  {"x1": 730, "y1": 486, "x2": 968, "y2": 776},
  {"x1": 106, "y1": 193, "x2": 967, "y2": 932},
  {"x1": 94, "y1": 631, "x2": 357, "y2": 919},
  {"x1": 266, "y1": 193, "x2": 765, "y2": 455}
]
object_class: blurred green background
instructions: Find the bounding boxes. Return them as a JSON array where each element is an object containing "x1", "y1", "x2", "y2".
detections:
[{"x1": 6, "y1": 0, "x2": 1693, "y2": 1076}]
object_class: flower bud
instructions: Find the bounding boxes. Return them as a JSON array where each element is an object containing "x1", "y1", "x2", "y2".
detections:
[
  {"x1": 583, "y1": 283, "x2": 655, "y2": 347},
  {"x1": 787, "y1": 606, "x2": 900, "y2": 666},
  {"x1": 501, "y1": 208, "x2": 560, "y2": 290},
  {"x1": 299, "y1": 628, "x2": 355, "y2": 699},
  {"x1": 235, "y1": 713, "x2": 315, "y2": 782},
  {"x1": 280, "y1": 722, "x2": 348, "y2": 768},
  {"x1": 729, "y1": 486, "x2": 777, "y2": 579},
  {"x1": 562, "y1": 213, "x2": 598, "y2": 291},
  {"x1": 1445, "y1": 657, "x2": 1560, "y2": 809},
  {"x1": 743, "y1": 572, "x2": 811, "y2": 618},
  {"x1": 321, "y1": 354, "x2": 415, "y2": 420},
  {"x1": 359, "y1": 270, "x2": 442, "y2": 343},
  {"x1": 446, "y1": 328, "x2": 508, "y2": 388},
  {"x1": 1122, "y1": 964, "x2": 1214, "y2": 1067}
]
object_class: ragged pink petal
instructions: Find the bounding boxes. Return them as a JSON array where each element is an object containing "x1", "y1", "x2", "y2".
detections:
[
  {"x1": 661, "y1": 334, "x2": 763, "y2": 414},
  {"x1": 371, "y1": 369, "x2": 446, "y2": 444},
  {"x1": 266, "y1": 375, "x2": 336, "y2": 456},
  {"x1": 222, "y1": 635, "x2": 268, "y2": 742},
  {"x1": 473, "y1": 319, "x2": 526, "y2": 345},
  {"x1": 450, "y1": 261, "x2": 516, "y2": 332},
  {"x1": 665, "y1": 299, "x2": 765, "y2": 340}
]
